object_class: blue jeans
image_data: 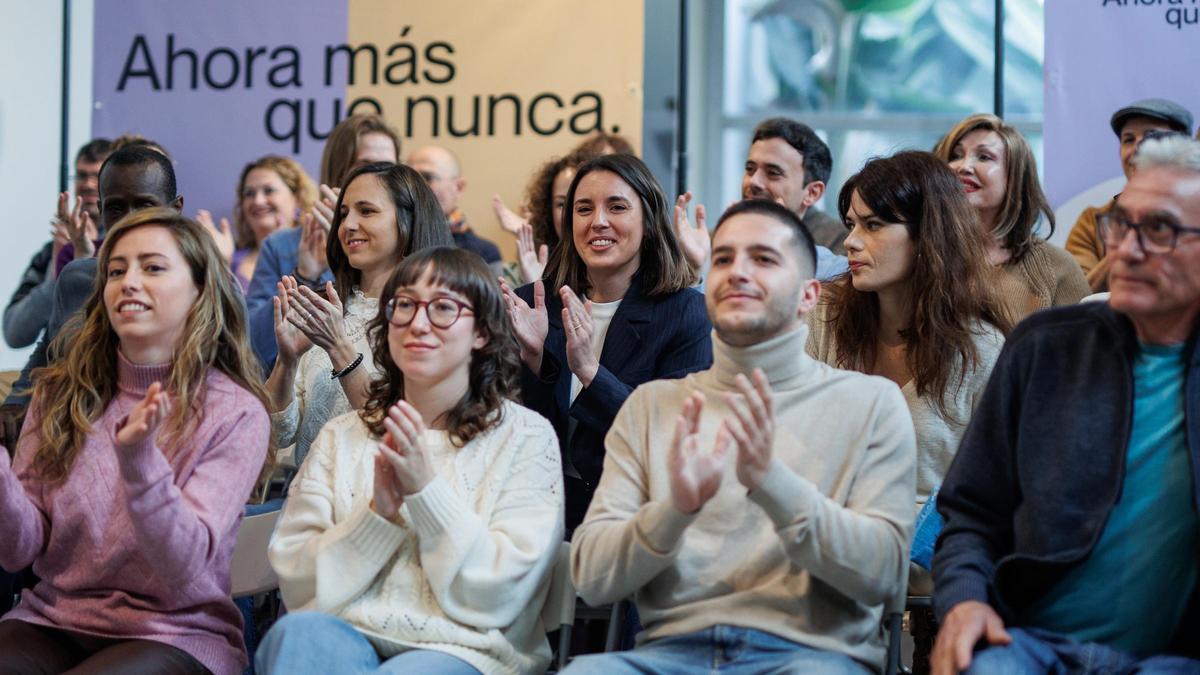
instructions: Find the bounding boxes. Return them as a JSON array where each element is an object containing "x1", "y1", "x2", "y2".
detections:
[
  {"x1": 255, "y1": 612, "x2": 482, "y2": 675},
  {"x1": 967, "y1": 627, "x2": 1200, "y2": 674},
  {"x1": 561, "y1": 624, "x2": 871, "y2": 674}
]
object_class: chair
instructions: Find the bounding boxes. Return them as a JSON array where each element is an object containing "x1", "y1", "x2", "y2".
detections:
[
  {"x1": 541, "y1": 542, "x2": 627, "y2": 670},
  {"x1": 231, "y1": 501, "x2": 283, "y2": 598},
  {"x1": 884, "y1": 595, "x2": 934, "y2": 675}
]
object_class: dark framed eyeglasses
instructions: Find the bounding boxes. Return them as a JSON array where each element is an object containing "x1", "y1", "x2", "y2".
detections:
[
  {"x1": 385, "y1": 295, "x2": 473, "y2": 328},
  {"x1": 1097, "y1": 212, "x2": 1200, "y2": 254}
]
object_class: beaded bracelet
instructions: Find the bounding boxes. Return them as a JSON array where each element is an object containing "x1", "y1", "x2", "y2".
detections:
[{"x1": 330, "y1": 352, "x2": 364, "y2": 380}]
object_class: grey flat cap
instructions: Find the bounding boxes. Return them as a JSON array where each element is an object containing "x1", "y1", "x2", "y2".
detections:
[{"x1": 1111, "y1": 98, "x2": 1194, "y2": 136}]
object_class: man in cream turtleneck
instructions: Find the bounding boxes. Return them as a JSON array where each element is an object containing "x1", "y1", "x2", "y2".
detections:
[{"x1": 565, "y1": 199, "x2": 917, "y2": 674}]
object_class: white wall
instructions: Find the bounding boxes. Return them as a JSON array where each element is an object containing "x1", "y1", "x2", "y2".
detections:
[{"x1": 0, "y1": 1, "x2": 93, "y2": 370}]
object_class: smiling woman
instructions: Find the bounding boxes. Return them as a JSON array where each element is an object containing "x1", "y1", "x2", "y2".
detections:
[
  {"x1": 258, "y1": 247, "x2": 563, "y2": 675},
  {"x1": 0, "y1": 208, "x2": 272, "y2": 675},
  {"x1": 934, "y1": 114, "x2": 1089, "y2": 323},
  {"x1": 264, "y1": 162, "x2": 453, "y2": 470},
  {"x1": 500, "y1": 153, "x2": 713, "y2": 531}
]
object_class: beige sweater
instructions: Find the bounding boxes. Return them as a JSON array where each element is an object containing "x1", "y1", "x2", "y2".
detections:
[
  {"x1": 570, "y1": 326, "x2": 916, "y2": 671},
  {"x1": 269, "y1": 402, "x2": 564, "y2": 675},
  {"x1": 806, "y1": 304, "x2": 1005, "y2": 507},
  {"x1": 994, "y1": 238, "x2": 1089, "y2": 324}
]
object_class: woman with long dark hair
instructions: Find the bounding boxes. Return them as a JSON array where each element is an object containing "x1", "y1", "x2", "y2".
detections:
[
  {"x1": 809, "y1": 150, "x2": 1010, "y2": 551},
  {"x1": 499, "y1": 153, "x2": 712, "y2": 531},
  {"x1": 258, "y1": 248, "x2": 563, "y2": 675},
  {"x1": 265, "y1": 162, "x2": 452, "y2": 469},
  {"x1": 0, "y1": 209, "x2": 272, "y2": 674}
]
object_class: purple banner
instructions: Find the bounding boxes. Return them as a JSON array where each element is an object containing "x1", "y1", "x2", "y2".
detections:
[
  {"x1": 92, "y1": 0, "x2": 349, "y2": 223},
  {"x1": 1045, "y1": 1, "x2": 1200, "y2": 209}
]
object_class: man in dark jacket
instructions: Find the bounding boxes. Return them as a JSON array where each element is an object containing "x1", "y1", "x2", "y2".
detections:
[{"x1": 932, "y1": 134, "x2": 1200, "y2": 673}]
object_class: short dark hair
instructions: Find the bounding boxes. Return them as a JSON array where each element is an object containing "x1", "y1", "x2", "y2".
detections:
[
  {"x1": 713, "y1": 199, "x2": 817, "y2": 279},
  {"x1": 75, "y1": 138, "x2": 112, "y2": 164},
  {"x1": 750, "y1": 118, "x2": 832, "y2": 186},
  {"x1": 98, "y1": 145, "x2": 178, "y2": 204}
]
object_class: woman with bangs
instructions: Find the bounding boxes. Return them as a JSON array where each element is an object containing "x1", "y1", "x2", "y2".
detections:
[
  {"x1": 933, "y1": 114, "x2": 1088, "y2": 323},
  {"x1": 807, "y1": 151, "x2": 1011, "y2": 590},
  {"x1": 0, "y1": 208, "x2": 272, "y2": 674},
  {"x1": 259, "y1": 247, "x2": 564, "y2": 675},
  {"x1": 498, "y1": 153, "x2": 712, "y2": 532},
  {"x1": 265, "y1": 162, "x2": 452, "y2": 470}
]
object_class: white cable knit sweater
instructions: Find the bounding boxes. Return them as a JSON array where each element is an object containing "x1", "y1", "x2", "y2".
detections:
[{"x1": 268, "y1": 401, "x2": 564, "y2": 675}]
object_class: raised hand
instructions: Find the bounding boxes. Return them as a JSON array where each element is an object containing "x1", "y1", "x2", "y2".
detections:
[
  {"x1": 295, "y1": 211, "x2": 329, "y2": 281},
  {"x1": 516, "y1": 223, "x2": 549, "y2": 284},
  {"x1": 725, "y1": 369, "x2": 775, "y2": 491},
  {"x1": 196, "y1": 209, "x2": 235, "y2": 262},
  {"x1": 378, "y1": 401, "x2": 435, "y2": 496},
  {"x1": 61, "y1": 194, "x2": 97, "y2": 260},
  {"x1": 272, "y1": 276, "x2": 314, "y2": 366},
  {"x1": 115, "y1": 381, "x2": 171, "y2": 447},
  {"x1": 673, "y1": 191, "x2": 711, "y2": 271},
  {"x1": 931, "y1": 601, "x2": 1012, "y2": 675},
  {"x1": 560, "y1": 286, "x2": 599, "y2": 387},
  {"x1": 668, "y1": 392, "x2": 730, "y2": 514},
  {"x1": 492, "y1": 193, "x2": 529, "y2": 236},
  {"x1": 499, "y1": 277, "x2": 548, "y2": 372}
]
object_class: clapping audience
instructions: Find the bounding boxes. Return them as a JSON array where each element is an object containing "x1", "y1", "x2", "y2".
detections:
[{"x1": 4, "y1": 92, "x2": 1200, "y2": 675}]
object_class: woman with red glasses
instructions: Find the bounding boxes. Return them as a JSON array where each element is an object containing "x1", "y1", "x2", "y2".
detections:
[{"x1": 258, "y1": 247, "x2": 564, "y2": 675}]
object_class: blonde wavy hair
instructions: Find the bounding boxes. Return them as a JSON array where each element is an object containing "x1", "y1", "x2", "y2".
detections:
[
  {"x1": 233, "y1": 155, "x2": 318, "y2": 250},
  {"x1": 32, "y1": 208, "x2": 274, "y2": 484}
]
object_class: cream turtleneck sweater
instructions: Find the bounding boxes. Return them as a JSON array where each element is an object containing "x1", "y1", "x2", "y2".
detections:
[{"x1": 570, "y1": 325, "x2": 916, "y2": 671}]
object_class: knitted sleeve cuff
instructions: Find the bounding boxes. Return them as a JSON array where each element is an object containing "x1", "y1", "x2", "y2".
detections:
[
  {"x1": 635, "y1": 499, "x2": 698, "y2": 555},
  {"x1": 405, "y1": 475, "x2": 472, "y2": 539},
  {"x1": 342, "y1": 501, "x2": 407, "y2": 567},
  {"x1": 747, "y1": 459, "x2": 821, "y2": 530}
]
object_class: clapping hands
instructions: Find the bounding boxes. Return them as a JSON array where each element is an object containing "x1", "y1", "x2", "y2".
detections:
[
  {"x1": 115, "y1": 382, "x2": 171, "y2": 448},
  {"x1": 371, "y1": 402, "x2": 435, "y2": 520}
]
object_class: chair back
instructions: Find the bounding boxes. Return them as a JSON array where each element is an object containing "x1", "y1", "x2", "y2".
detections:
[{"x1": 231, "y1": 503, "x2": 283, "y2": 598}]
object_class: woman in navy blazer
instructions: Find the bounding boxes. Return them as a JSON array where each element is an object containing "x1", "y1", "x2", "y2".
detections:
[{"x1": 501, "y1": 154, "x2": 712, "y2": 531}]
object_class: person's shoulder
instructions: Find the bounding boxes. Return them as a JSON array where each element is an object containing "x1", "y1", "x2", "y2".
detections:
[
  {"x1": 499, "y1": 399, "x2": 556, "y2": 437},
  {"x1": 1006, "y1": 301, "x2": 1119, "y2": 351},
  {"x1": 261, "y1": 225, "x2": 302, "y2": 251},
  {"x1": 1028, "y1": 238, "x2": 1081, "y2": 270}
]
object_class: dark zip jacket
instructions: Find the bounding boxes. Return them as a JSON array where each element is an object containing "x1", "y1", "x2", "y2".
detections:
[{"x1": 933, "y1": 301, "x2": 1200, "y2": 658}]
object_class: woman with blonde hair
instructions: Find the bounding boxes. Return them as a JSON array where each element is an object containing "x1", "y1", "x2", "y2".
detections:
[
  {"x1": 259, "y1": 247, "x2": 563, "y2": 674},
  {"x1": 0, "y1": 208, "x2": 272, "y2": 674},
  {"x1": 933, "y1": 113, "x2": 1088, "y2": 323}
]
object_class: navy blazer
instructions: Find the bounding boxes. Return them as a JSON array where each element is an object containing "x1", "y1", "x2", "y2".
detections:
[{"x1": 516, "y1": 273, "x2": 712, "y2": 529}]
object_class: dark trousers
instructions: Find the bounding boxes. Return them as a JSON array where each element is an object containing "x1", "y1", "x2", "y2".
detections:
[{"x1": 0, "y1": 619, "x2": 211, "y2": 675}]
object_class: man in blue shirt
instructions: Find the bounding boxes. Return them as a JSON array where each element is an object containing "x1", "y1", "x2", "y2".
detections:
[{"x1": 932, "y1": 134, "x2": 1200, "y2": 673}]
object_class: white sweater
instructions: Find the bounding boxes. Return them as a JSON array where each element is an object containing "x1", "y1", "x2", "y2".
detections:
[
  {"x1": 269, "y1": 401, "x2": 565, "y2": 675},
  {"x1": 272, "y1": 289, "x2": 378, "y2": 468}
]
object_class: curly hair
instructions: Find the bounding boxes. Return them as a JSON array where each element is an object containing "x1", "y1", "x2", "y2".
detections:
[
  {"x1": 933, "y1": 113, "x2": 1054, "y2": 264},
  {"x1": 31, "y1": 208, "x2": 274, "y2": 483},
  {"x1": 360, "y1": 247, "x2": 521, "y2": 447},
  {"x1": 523, "y1": 149, "x2": 595, "y2": 252},
  {"x1": 232, "y1": 155, "x2": 318, "y2": 249},
  {"x1": 821, "y1": 151, "x2": 1012, "y2": 421}
]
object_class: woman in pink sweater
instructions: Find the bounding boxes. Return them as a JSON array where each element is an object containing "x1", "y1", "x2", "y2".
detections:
[{"x1": 0, "y1": 208, "x2": 272, "y2": 675}]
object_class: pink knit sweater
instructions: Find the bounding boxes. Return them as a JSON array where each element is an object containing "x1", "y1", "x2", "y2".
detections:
[{"x1": 0, "y1": 353, "x2": 270, "y2": 675}]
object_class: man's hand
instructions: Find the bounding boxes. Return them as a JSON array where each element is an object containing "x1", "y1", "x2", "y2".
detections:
[
  {"x1": 668, "y1": 392, "x2": 730, "y2": 514},
  {"x1": 725, "y1": 369, "x2": 776, "y2": 491},
  {"x1": 932, "y1": 601, "x2": 1012, "y2": 675}
]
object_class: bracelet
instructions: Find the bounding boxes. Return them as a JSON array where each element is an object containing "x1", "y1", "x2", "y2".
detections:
[
  {"x1": 331, "y1": 352, "x2": 364, "y2": 380},
  {"x1": 291, "y1": 266, "x2": 324, "y2": 289}
]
